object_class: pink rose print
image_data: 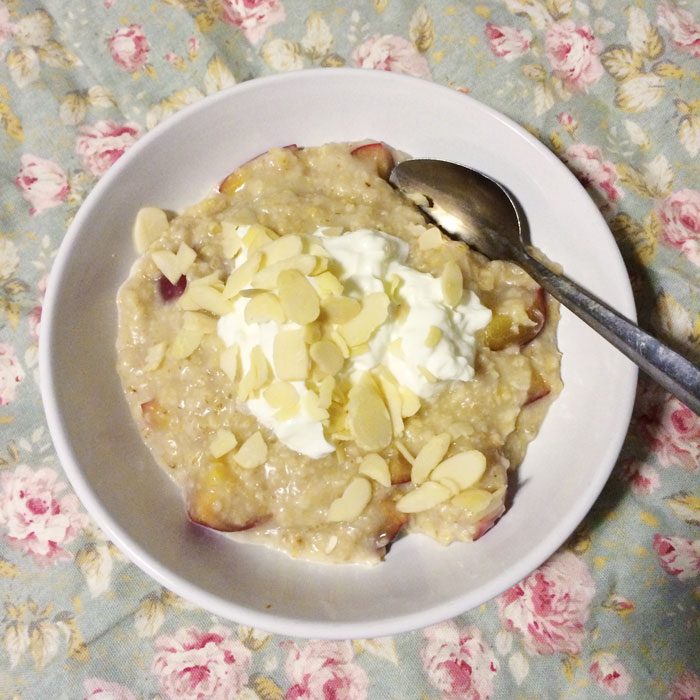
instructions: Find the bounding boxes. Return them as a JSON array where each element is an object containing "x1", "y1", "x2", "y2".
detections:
[
  {"x1": 657, "y1": 1, "x2": 700, "y2": 58},
  {"x1": 152, "y1": 625, "x2": 251, "y2": 700},
  {"x1": 0, "y1": 465, "x2": 88, "y2": 564},
  {"x1": 188, "y1": 36, "x2": 200, "y2": 58},
  {"x1": 83, "y1": 677, "x2": 137, "y2": 700},
  {"x1": 0, "y1": 343, "x2": 25, "y2": 406},
  {"x1": 220, "y1": 0, "x2": 285, "y2": 46},
  {"x1": 421, "y1": 621, "x2": 498, "y2": 700},
  {"x1": 619, "y1": 458, "x2": 660, "y2": 496},
  {"x1": 638, "y1": 391, "x2": 699, "y2": 471},
  {"x1": 545, "y1": 20, "x2": 603, "y2": 91},
  {"x1": 0, "y1": 3, "x2": 15, "y2": 44},
  {"x1": 669, "y1": 670, "x2": 700, "y2": 700},
  {"x1": 76, "y1": 120, "x2": 142, "y2": 178},
  {"x1": 15, "y1": 154, "x2": 70, "y2": 216},
  {"x1": 562, "y1": 143, "x2": 623, "y2": 203},
  {"x1": 589, "y1": 653, "x2": 632, "y2": 696},
  {"x1": 484, "y1": 23, "x2": 532, "y2": 61},
  {"x1": 497, "y1": 551, "x2": 595, "y2": 655},
  {"x1": 653, "y1": 534, "x2": 700, "y2": 581},
  {"x1": 353, "y1": 35, "x2": 431, "y2": 79},
  {"x1": 283, "y1": 640, "x2": 369, "y2": 700},
  {"x1": 557, "y1": 112, "x2": 578, "y2": 134},
  {"x1": 107, "y1": 24, "x2": 150, "y2": 73},
  {"x1": 657, "y1": 189, "x2": 700, "y2": 266}
]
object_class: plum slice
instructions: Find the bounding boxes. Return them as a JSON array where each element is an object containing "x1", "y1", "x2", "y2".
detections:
[
  {"x1": 524, "y1": 368, "x2": 551, "y2": 405},
  {"x1": 158, "y1": 274, "x2": 187, "y2": 302},
  {"x1": 374, "y1": 500, "x2": 409, "y2": 551},
  {"x1": 350, "y1": 142, "x2": 395, "y2": 180},
  {"x1": 482, "y1": 287, "x2": 547, "y2": 351}
]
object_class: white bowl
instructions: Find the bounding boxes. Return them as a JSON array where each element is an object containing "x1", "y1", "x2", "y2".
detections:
[{"x1": 40, "y1": 68, "x2": 637, "y2": 639}]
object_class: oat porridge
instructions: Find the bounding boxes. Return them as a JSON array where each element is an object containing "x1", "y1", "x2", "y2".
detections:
[{"x1": 116, "y1": 142, "x2": 562, "y2": 564}]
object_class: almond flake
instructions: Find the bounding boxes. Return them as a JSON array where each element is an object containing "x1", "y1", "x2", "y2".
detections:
[
  {"x1": 418, "y1": 227, "x2": 444, "y2": 251},
  {"x1": 169, "y1": 327, "x2": 204, "y2": 359},
  {"x1": 249, "y1": 346, "x2": 271, "y2": 390},
  {"x1": 430, "y1": 450, "x2": 486, "y2": 491},
  {"x1": 261, "y1": 234, "x2": 302, "y2": 264},
  {"x1": 186, "y1": 284, "x2": 233, "y2": 316},
  {"x1": 183, "y1": 311, "x2": 217, "y2": 334},
  {"x1": 242, "y1": 224, "x2": 276, "y2": 251},
  {"x1": 396, "y1": 481, "x2": 451, "y2": 513},
  {"x1": 314, "y1": 271, "x2": 344, "y2": 298},
  {"x1": 329, "y1": 329, "x2": 350, "y2": 359},
  {"x1": 394, "y1": 440, "x2": 415, "y2": 465},
  {"x1": 425, "y1": 325, "x2": 442, "y2": 348},
  {"x1": 251, "y1": 254, "x2": 317, "y2": 290},
  {"x1": 399, "y1": 387, "x2": 421, "y2": 417},
  {"x1": 151, "y1": 249, "x2": 181, "y2": 285},
  {"x1": 133, "y1": 207, "x2": 168, "y2": 253},
  {"x1": 278, "y1": 269, "x2": 320, "y2": 325},
  {"x1": 327, "y1": 476, "x2": 373, "y2": 522},
  {"x1": 338, "y1": 292, "x2": 389, "y2": 347},
  {"x1": 412, "y1": 433, "x2": 452, "y2": 484},
  {"x1": 451, "y1": 487, "x2": 493, "y2": 515},
  {"x1": 144, "y1": 342, "x2": 166, "y2": 371},
  {"x1": 175, "y1": 242, "x2": 197, "y2": 276},
  {"x1": 419, "y1": 366, "x2": 438, "y2": 383},
  {"x1": 441, "y1": 260, "x2": 463, "y2": 307},
  {"x1": 376, "y1": 372, "x2": 404, "y2": 437},
  {"x1": 388, "y1": 338, "x2": 404, "y2": 358},
  {"x1": 209, "y1": 429, "x2": 238, "y2": 458},
  {"x1": 322, "y1": 296, "x2": 361, "y2": 324},
  {"x1": 304, "y1": 322, "x2": 322, "y2": 344},
  {"x1": 263, "y1": 381, "x2": 299, "y2": 410},
  {"x1": 358, "y1": 453, "x2": 391, "y2": 487},
  {"x1": 220, "y1": 222, "x2": 243, "y2": 258},
  {"x1": 219, "y1": 345, "x2": 239, "y2": 381},
  {"x1": 347, "y1": 373, "x2": 392, "y2": 452},
  {"x1": 233, "y1": 431, "x2": 268, "y2": 469},
  {"x1": 303, "y1": 391, "x2": 329, "y2": 421},
  {"x1": 223, "y1": 253, "x2": 262, "y2": 299},
  {"x1": 244, "y1": 292, "x2": 285, "y2": 324},
  {"x1": 273, "y1": 328, "x2": 309, "y2": 381},
  {"x1": 317, "y1": 375, "x2": 335, "y2": 409},
  {"x1": 310, "y1": 339, "x2": 344, "y2": 376}
]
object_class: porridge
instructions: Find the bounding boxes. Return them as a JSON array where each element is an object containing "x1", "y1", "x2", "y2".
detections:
[{"x1": 116, "y1": 142, "x2": 562, "y2": 564}]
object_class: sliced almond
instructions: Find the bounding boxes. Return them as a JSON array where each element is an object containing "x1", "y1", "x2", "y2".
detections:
[
  {"x1": 219, "y1": 344, "x2": 239, "y2": 381},
  {"x1": 327, "y1": 476, "x2": 372, "y2": 522},
  {"x1": 358, "y1": 453, "x2": 391, "y2": 487},
  {"x1": 376, "y1": 371, "x2": 404, "y2": 437},
  {"x1": 186, "y1": 284, "x2": 233, "y2": 316},
  {"x1": 441, "y1": 260, "x2": 463, "y2": 307},
  {"x1": 223, "y1": 252, "x2": 262, "y2": 299},
  {"x1": 169, "y1": 327, "x2": 203, "y2": 359},
  {"x1": 261, "y1": 234, "x2": 302, "y2": 264},
  {"x1": 337, "y1": 292, "x2": 390, "y2": 347},
  {"x1": 134, "y1": 207, "x2": 168, "y2": 253},
  {"x1": 425, "y1": 325, "x2": 442, "y2": 348},
  {"x1": 175, "y1": 242, "x2": 197, "y2": 276},
  {"x1": 386, "y1": 274, "x2": 402, "y2": 298},
  {"x1": 209, "y1": 429, "x2": 238, "y2": 458},
  {"x1": 430, "y1": 450, "x2": 486, "y2": 491},
  {"x1": 411, "y1": 433, "x2": 452, "y2": 484},
  {"x1": 451, "y1": 487, "x2": 493, "y2": 515},
  {"x1": 278, "y1": 269, "x2": 320, "y2": 325},
  {"x1": 273, "y1": 328, "x2": 308, "y2": 381},
  {"x1": 151, "y1": 249, "x2": 181, "y2": 285},
  {"x1": 317, "y1": 375, "x2": 335, "y2": 409},
  {"x1": 144, "y1": 342, "x2": 166, "y2": 371},
  {"x1": 322, "y1": 296, "x2": 361, "y2": 324},
  {"x1": 388, "y1": 338, "x2": 404, "y2": 358},
  {"x1": 249, "y1": 346, "x2": 271, "y2": 390},
  {"x1": 314, "y1": 271, "x2": 344, "y2": 298},
  {"x1": 347, "y1": 373, "x2": 392, "y2": 452},
  {"x1": 183, "y1": 311, "x2": 217, "y2": 334},
  {"x1": 242, "y1": 224, "x2": 276, "y2": 251},
  {"x1": 303, "y1": 391, "x2": 329, "y2": 422},
  {"x1": 329, "y1": 329, "x2": 350, "y2": 359},
  {"x1": 304, "y1": 322, "x2": 322, "y2": 344},
  {"x1": 251, "y1": 254, "x2": 317, "y2": 290},
  {"x1": 418, "y1": 226, "x2": 443, "y2": 251},
  {"x1": 396, "y1": 481, "x2": 452, "y2": 513},
  {"x1": 399, "y1": 387, "x2": 421, "y2": 417},
  {"x1": 233, "y1": 431, "x2": 268, "y2": 469},
  {"x1": 244, "y1": 292, "x2": 285, "y2": 325},
  {"x1": 310, "y1": 339, "x2": 344, "y2": 376},
  {"x1": 419, "y1": 366, "x2": 438, "y2": 384},
  {"x1": 263, "y1": 380, "x2": 299, "y2": 411},
  {"x1": 394, "y1": 440, "x2": 415, "y2": 466},
  {"x1": 434, "y1": 476, "x2": 461, "y2": 496},
  {"x1": 220, "y1": 222, "x2": 243, "y2": 259}
]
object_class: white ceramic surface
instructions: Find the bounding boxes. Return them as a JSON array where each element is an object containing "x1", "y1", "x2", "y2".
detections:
[{"x1": 40, "y1": 68, "x2": 637, "y2": 639}]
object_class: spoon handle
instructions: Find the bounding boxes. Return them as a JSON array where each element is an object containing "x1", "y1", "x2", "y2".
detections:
[{"x1": 516, "y1": 250, "x2": 700, "y2": 415}]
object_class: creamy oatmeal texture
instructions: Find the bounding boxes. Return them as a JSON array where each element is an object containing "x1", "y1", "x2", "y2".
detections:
[{"x1": 116, "y1": 142, "x2": 562, "y2": 564}]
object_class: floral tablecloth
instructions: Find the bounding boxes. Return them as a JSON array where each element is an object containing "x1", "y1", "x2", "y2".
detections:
[{"x1": 0, "y1": 0, "x2": 699, "y2": 698}]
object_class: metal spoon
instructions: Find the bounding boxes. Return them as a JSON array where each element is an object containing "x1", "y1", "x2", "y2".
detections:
[{"x1": 390, "y1": 159, "x2": 700, "y2": 415}]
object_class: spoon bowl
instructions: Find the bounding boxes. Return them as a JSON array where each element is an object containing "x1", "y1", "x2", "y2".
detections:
[{"x1": 390, "y1": 158, "x2": 700, "y2": 416}]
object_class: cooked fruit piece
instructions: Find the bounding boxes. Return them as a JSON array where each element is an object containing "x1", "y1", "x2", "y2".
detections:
[
  {"x1": 219, "y1": 146, "x2": 300, "y2": 195},
  {"x1": 481, "y1": 287, "x2": 547, "y2": 351},
  {"x1": 187, "y1": 462, "x2": 270, "y2": 532},
  {"x1": 140, "y1": 399, "x2": 169, "y2": 429},
  {"x1": 374, "y1": 500, "x2": 409, "y2": 550},
  {"x1": 350, "y1": 142, "x2": 395, "y2": 180},
  {"x1": 158, "y1": 274, "x2": 187, "y2": 302},
  {"x1": 524, "y1": 368, "x2": 551, "y2": 405}
]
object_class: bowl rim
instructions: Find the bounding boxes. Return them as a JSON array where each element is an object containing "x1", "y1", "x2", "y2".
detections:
[{"x1": 39, "y1": 67, "x2": 638, "y2": 639}]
